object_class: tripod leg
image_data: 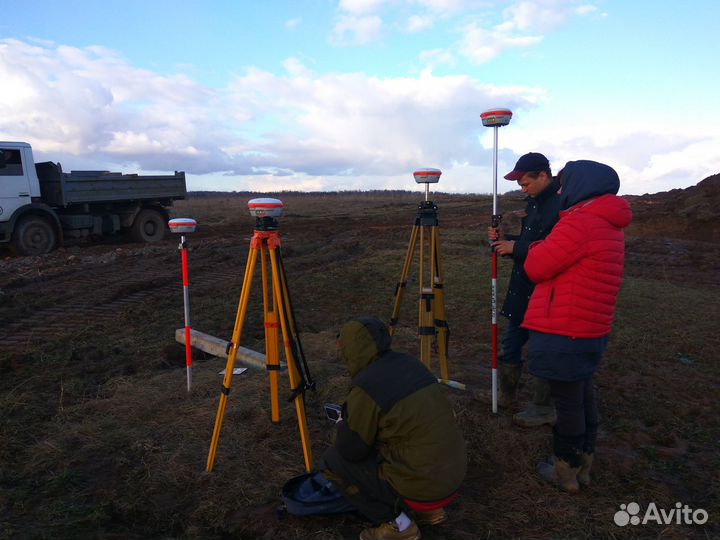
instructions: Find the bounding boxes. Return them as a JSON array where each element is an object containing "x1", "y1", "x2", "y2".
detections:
[
  {"x1": 206, "y1": 246, "x2": 259, "y2": 472},
  {"x1": 269, "y1": 247, "x2": 314, "y2": 473},
  {"x1": 261, "y1": 247, "x2": 281, "y2": 424},
  {"x1": 389, "y1": 225, "x2": 419, "y2": 336},
  {"x1": 418, "y1": 225, "x2": 434, "y2": 368},
  {"x1": 431, "y1": 226, "x2": 450, "y2": 381}
]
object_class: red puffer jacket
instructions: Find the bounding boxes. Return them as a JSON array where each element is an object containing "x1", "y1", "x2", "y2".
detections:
[{"x1": 522, "y1": 194, "x2": 632, "y2": 338}]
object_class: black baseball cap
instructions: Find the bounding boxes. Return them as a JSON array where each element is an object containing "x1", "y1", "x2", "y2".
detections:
[{"x1": 504, "y1": 152, "x2": 551, "y2": 180}]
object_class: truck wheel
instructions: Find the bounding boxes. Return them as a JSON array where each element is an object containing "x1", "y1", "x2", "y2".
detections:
[
  {"x1": 130, "y1": 209, "x2": 166, "y2": 243},
  {"x1": 11, "y1": 216, "x2": 57, "y2": 255}
]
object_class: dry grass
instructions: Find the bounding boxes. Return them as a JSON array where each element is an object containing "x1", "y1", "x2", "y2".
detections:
[{"x1": 1, "y1": 191, "x2": 718, "y2": 540}]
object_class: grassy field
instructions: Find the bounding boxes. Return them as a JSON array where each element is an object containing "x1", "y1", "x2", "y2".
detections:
[{"x1": 1, "y1": 191, "x2": 718, "y2": 539}]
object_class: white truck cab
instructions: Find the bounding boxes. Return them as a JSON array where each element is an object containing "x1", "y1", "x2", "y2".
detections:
[{"x1": 0, "y1": 142, "x2": 42, "y2": 222}]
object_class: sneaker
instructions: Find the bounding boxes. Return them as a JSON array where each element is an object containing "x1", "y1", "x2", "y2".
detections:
[
  {"x1": 413, "y1": 507, "x2": 447, "y2": 525},
  {"x1": 359, "y1": 520, "x2": 421, "y2": 540}
]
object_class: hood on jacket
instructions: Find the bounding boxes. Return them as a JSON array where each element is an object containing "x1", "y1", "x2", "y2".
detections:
[
  {"x1": 338, "y1": 317, "x2": 392, "y2": 377},
  {"x1": 559, "y1": 160, "x2": 620, "y2": 210},
  {"x1": 578, "y1": 193, "x2": 633, "y2": 229}
]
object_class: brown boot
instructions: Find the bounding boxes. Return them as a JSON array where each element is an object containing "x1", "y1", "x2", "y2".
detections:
[
  {"x1": 577, "y1": 452, "x2": 594, "y2": 486},
  {"x1": 413, "y1": 508, "x2": 447, "y2": 526},
  {"x1": 513, "y1": 377, "x2": 556, "y2": 427},
  {"x1": 359, "y1": 520, "x2": 421, "y2": 540},
  {"x1": 473, "y1": 363, "x2": 521, "y2": 408},
  {"x1": 537, "y1": 458, "x2": 580, "y2": 493}
]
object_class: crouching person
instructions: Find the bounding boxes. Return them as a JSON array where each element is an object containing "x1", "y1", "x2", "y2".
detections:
[{"x1": 323, "y1": 317, "x2": 467, "y2": 540}]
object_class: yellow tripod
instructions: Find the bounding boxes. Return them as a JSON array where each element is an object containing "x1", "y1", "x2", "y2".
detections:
[
  {"x1": 389, "y1": 169, "x2": 459, "y2": 387},
  {"x1": 206, "y1": 199, "x2": 314, "y2": 473}
]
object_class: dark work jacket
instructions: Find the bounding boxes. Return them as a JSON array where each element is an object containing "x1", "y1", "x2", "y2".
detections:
[
  {"x1": 501, "y1": 178, "x2": 561, "y2": 321},
  {"x1": 335, "y1": 319, "x2": 467, "y2": 501}
]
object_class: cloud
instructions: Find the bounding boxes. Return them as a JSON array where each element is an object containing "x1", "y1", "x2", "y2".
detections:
[
  {"x1": 458, "y1": 21, "x2": 543, "y2": 63},
  {"x1": 0, "y1": 38, "x2": 218, "y2": 167},
  {"x1": 1, "y1": 37, "x2": 715, "y2": 195},
  {"x1": 502, "y1": 0, "x2": 583, "y2": 31},
  {"x1": 497, "y1": 120, "x2": 720, "y2": 194},
  {"x1": 285, "y1": 18, "x2": 302, "y2": 30},
  {"x1": 339, "y1": 0, "x2": 388, "y2": 15},
  {"x1": 419, "y1": 48, "x2": 457, "y2": 68},
  {"x1": 405, "y1": 14, "x2": 435, "y2": 32},
  {"x1": 437, "y1": 0, "x2": 600, "y2": 65},
  {"x1": 0, "y1": 38, "x2": 541, "y2": 185},
  {"x1": 330, "y1": 14, "x2": 384, "y2": 45}
]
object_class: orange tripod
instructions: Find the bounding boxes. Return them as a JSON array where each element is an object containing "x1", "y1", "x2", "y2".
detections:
[
  {"x1": 206, "y1": 199, "x2": 314, "y2": 472},
  {"x1": 389, "y1": 169, "x2": 463, "y2": 389}
]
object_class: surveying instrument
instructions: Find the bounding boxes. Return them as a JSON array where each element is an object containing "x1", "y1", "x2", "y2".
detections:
[
  {"x1": 480, "y1": 108, "x2": 513, "y2": 414},
  {"x1": 389, "y1": 169, "x2": 461, "y2": 389},
  {"x1": 206, "y1": 198, "x2": 315, "y2": 473},
  {"x1": 169, "y1": 217, "x2": 198, "y2": 392}
]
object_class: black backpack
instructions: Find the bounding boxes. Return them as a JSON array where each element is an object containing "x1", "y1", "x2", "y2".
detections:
[{"x1": 280, "y1": 471, "x2": 355, "y2": 516}]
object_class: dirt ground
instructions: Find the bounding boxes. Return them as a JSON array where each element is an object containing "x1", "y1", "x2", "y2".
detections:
[{"x1": 1, "y1": 181, "x2": 719, "y2": 539}]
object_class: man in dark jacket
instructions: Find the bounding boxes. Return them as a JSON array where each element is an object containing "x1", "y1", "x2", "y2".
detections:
[
  {"x1": 483, "y1": 152, "x2": 560, "y2": 427},
  {"x1": 323, "y1": 317, "x2": 467, "y2": 540}
]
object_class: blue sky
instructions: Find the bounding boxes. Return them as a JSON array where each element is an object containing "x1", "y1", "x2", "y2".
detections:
[{"x1": 1, "y1": 0, "x2": 718, "y2": 195}]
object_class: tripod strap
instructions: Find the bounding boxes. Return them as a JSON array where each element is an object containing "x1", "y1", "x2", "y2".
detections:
[
  {"x1": 221, "y1": 385, "x2": 231, "y2": 396},
  {"x1": 277, "y1": 251, "x2": 316, "y2": 392},
  {"x1": 287, "y1": 385, "x2": 305, "y2": 403}
]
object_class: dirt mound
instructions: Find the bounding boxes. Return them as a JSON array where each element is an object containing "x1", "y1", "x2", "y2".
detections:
[{"x1": 625, "y1": 173, "x2": 720, "y2": 241}]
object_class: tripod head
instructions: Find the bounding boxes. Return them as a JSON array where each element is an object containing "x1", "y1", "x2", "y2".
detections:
[
  {"x1": 249, "y1": 198, "x2": 283, "y2": 231},
  {"x1": 413, "y1": 168, "x2": 441, "y2": 201}
]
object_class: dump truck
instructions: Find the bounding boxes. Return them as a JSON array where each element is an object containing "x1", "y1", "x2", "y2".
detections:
[{"x1": 0, "y1": 141, "x2": 187, "y2": 255}]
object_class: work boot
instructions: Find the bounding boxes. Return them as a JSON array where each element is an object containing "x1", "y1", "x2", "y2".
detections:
[
  {"x1": 413, "y1": 508, "x2": 447, "y2": 526},
  {"x1": 359, "y1": 520, "x2": 421, "y2": 540},
  {"x1": 472, "y1": 362, "x2": 521, "y2": 408},
  {"x1": 577, "y1": 452, "x2": 594, "y2": 486},
  {"x1": 537, "y1": 458, "x2": 580, "y2": 493},
  {"x1": 513, "y1": 377, "x2": 556, "y2": 427}
]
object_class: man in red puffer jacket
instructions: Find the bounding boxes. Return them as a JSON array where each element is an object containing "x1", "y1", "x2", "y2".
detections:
[{"x1": 522, "y1": 160, "x2": 632, "y2": 492}]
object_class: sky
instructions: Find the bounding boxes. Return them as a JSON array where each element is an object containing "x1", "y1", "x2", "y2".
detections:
[{"x1": 0, "y1": 0, "x2": 718, "y2": 195}]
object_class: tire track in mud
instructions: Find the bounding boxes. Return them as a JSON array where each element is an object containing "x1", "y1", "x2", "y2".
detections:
[{"x1": 0, "y1": 263, "x2": 243, "y2": 355}]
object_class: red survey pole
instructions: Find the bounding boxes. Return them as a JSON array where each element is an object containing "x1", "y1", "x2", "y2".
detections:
[
  {"x1": 480, "y1": 108, "x2": 512, "y2": 414},
  {"x1": 169, "y1": 218, "x2": 198, "y2": 392}
]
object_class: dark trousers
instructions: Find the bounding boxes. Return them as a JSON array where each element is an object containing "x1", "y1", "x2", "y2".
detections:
[
  {"x1": 548, "y1": 377, "x2": 599, "y2": 467},
  {"x1": 322, "y1": 447, "x2": 402, "y2": 524},
  {"x1": 501, "y1": 318, "x2": 529, "y2": 365}
]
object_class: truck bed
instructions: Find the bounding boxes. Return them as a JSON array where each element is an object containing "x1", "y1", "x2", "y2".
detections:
[{"x1": 36, "y1": 162, "x2": 186, "y2": 207}]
